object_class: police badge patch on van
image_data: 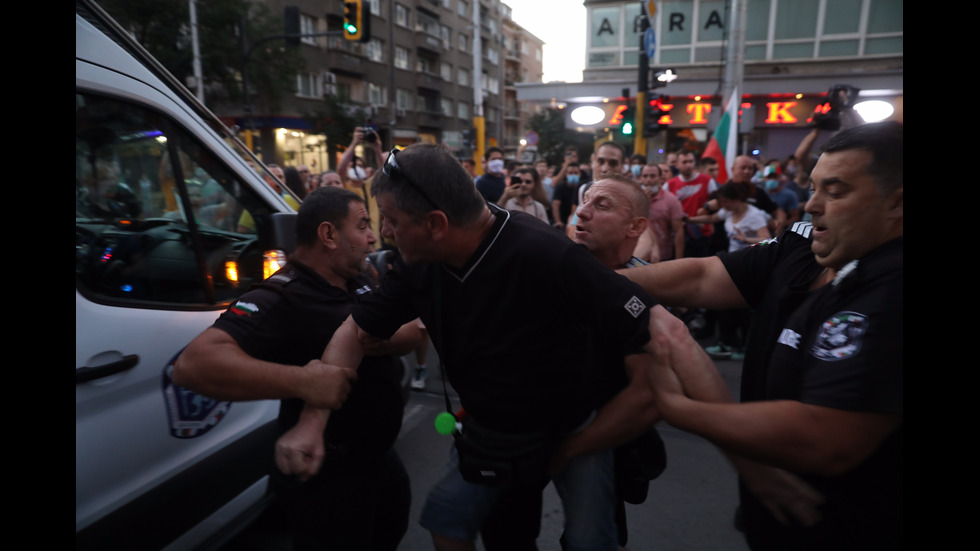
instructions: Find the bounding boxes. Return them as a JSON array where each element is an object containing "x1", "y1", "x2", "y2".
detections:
[
  {"x1": 162, "y1": 351, "x2": 231, "y2": 438},
  {"x1": 811, "y1": 311, "x2": 867, "y2": 361}
]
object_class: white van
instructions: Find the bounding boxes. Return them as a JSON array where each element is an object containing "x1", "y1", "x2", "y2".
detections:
[{"x1": 76, "y1": 0, "x2": 298, "y2": 548}]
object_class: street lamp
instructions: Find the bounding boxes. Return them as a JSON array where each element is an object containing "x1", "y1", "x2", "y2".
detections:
[{"x1": 651, "y1": 68, "x2": 678, "y2": 88}]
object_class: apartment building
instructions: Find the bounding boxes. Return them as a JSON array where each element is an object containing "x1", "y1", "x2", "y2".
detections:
[{"x1": 220, "y1": 0, "x2": 543, "y2": 170}]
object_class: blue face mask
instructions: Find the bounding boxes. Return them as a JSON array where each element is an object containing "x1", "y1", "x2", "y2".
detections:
[
  {"x1": 765, "y1": 179, "x2": 779, "y2": 190},
  {"x1": 630, "y1": 165, "x2": 642, "y2": 177},
  {"x1": 567, "y1": 174, "x2": 580, "y2": 185}
]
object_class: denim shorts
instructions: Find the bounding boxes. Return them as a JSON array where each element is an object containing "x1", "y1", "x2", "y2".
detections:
[{"x1": 419, "y1": 444, "x2": 618, "y2": 550}]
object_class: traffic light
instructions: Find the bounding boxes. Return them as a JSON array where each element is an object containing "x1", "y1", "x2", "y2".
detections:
[
  {"x1": 620, "y1": 106, "x2": 635, "y2": 136},
  {"x1": 643, "y1": 95, "x2": 669, "y2": 137},
  {"x1": 462, "y1": 128, "x2": 476, "y2": 149},
  {"x1": 343, "y1": 0, "x2": 370, "y2": 42}
]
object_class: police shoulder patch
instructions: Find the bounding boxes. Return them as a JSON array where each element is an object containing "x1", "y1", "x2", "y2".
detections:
[{"x1": 811, "y1": 311, "x2": 867, "y2": 361}]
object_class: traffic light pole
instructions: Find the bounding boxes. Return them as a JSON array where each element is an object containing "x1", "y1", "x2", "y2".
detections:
[{"x1": 634, "y1": 5, "x2": 650, "y2": 159}]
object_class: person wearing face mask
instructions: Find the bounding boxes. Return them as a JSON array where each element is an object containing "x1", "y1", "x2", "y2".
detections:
[
  {"x1": 763, "y1": 165, "x2": 801, "y2": 236},
  {"x1": 634, "y1": 163, "x2": 685, "y2": 263},
  {"x1": 475, "y1": 147, "x2": 508, "y2": 203},
  {"x1": 339, "y1": 126, "x2": 385, "y2": 240},
  {"x1": 628, "y1": 154, "x2": 646, "y2": 180}
]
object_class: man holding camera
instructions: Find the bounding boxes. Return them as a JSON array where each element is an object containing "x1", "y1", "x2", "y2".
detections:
[{"x1": 339, "y1": 125, "x2": 385, "y2": 240}]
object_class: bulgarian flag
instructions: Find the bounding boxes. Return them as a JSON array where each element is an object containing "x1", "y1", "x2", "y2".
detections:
[{"x1": 702, "y1": 87, "x2": 740, "y2": 183}]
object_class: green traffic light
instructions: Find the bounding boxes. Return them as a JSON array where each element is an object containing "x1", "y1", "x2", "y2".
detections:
[
  {"x1": 345, "y1": 23, "x2": 358, "y2": 34},
  {"x1": 622, "y1": 122, "x2": 633, "y2": 135}
]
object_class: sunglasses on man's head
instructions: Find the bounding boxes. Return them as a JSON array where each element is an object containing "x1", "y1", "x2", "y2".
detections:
[{"x1": 383, "y1": 148, "x2": 442, "y2": 212}]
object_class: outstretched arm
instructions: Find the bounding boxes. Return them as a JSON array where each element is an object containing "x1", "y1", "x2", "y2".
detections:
[
  {"x1": 173, "y1": 327, "x2": 356, "y2": 409},
  {"x1": 643, "y1": 307, "x2": 827, "y2": 527},
  {"x1": 619, "y1": 255, "x2": 746, "y2": 310}
]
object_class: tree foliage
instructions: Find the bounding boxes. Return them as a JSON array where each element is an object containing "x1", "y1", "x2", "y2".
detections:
[
  {"x1": 98, "y1": 0, "x2": 303, "y2": 112},
  {"x1": 307, "y1": 94, "x2": 371, "y2": 158},
  {"x1": 525, "y1": 108, "x2": 592, "y2": 165}
]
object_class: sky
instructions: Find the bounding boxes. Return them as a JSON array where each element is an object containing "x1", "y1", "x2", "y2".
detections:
[{"x1": 509, "y1": 2, "x2": 587, "y2": 83}]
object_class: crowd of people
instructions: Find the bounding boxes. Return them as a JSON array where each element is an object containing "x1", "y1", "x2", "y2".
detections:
[{"x1": 173, "y1": 120, "x2": 902, "y2": 551}]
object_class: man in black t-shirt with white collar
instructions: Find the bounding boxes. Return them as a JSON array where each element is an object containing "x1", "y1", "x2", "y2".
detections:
[{"x1": 274, "y1": 144, "x2": 737, "y2": 551}]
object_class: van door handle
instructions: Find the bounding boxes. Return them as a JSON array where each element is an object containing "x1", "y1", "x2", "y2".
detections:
[{"x1": 76, "y1": 354, "x2": 140, "y2": 384}]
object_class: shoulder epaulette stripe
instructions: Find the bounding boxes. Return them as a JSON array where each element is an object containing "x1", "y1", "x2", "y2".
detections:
[{"x1": 790, "y1": 222, "x2": 812, "y2": 239}]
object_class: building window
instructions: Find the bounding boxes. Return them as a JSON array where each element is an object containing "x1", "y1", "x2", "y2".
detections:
[
  {"x1": 337, "y1": 82, "x2": 351, "y2": 100},
  {"x1": 396, "y1": 88, "x2": 413, "y2": 110},
  {"x1": 458, "y1": 68, "x2": 470, "y2": 86},
  {"x1": 366, "y1": 39, "x2": 383, "y2": 62},
  {"x1": 417, "y1": 11, "x2": 440, "y2": 38},
  {"x1": 368, "y1": 83, "x2": 386, "y2": 106},
  {"x1": 296, "y1": 72, "x2": 319, "y2": 97},
  {"x1": 395, "y1": 46, "x2": 410, "y2": 69},
  {"x1": 457, "y1": 102, "x2": 469, "y2": 119},
  {"x1": 441, "y1": 98, "x2": 453, "y2": 117},
  {"x1": 395, "y1": 4, "x2": 409, "y2": 27},
  {"x1": 458, "y1": 1, "x2": 468, "y2": 18},
  {"x1": 441, "y1": 62, "x2": 452, "y2": 81},
  {"x1": 458, "y1": 34, "x2": 468, "y2": 52},
  {"x1": 300, "y1": 13, "x2": 317, "y2": 46}
]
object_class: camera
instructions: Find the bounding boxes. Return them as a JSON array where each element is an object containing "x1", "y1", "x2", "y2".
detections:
[
  {"x1": 510, "y1": 175, "x2": 523, "y2": 186},
  {"x1": 810, "y1": 84, "x2": 861, "y2": 131},
  {"x1": 361, "y1": 125, "x2": 376, "y2": 143}
]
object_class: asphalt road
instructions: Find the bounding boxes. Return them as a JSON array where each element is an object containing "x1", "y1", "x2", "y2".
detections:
[{"x1": 220, "y1": 342, "x2": 751, "y2": 551}]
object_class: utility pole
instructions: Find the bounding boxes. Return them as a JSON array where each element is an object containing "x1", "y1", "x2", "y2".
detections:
[
  {"x1": 721, "y1": 0, "x2": 747, "y2": 155},
  {"x1": 189, "y1": 0, "x2": 204, "y2": 103},
  {"x1": 472, "y1": 4, "x2": 485, "y2": 173}
]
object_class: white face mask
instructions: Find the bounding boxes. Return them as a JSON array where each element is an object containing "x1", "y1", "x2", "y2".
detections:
[
  {"x1": 647, "y1": 184, "x2": 660, "y2": 195},
  {"x1": 487, "y1": 159, "x2": 505, "y2": 174},
  {"x1": 348, "y1": 167, "x2": 367, "y2": 181}
]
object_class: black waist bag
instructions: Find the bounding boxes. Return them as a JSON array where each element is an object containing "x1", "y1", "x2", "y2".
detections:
[
  {"x1": 615, "y1": 427, "x2": 668, "y2": 504},
  {"x1": 454, "y1": 417, "x2": 558, "y2": 490}
]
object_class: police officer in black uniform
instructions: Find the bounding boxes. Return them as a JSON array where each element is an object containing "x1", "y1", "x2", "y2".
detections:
[
  {"x1": 174, "y1": 187, "x2": 425, "y2": 550},
  {"x1": 622, "y1": 121, "x2": 903, "y2": 551}
]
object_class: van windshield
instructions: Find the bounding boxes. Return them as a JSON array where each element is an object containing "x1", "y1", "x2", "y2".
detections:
[{"x1": 76, "y1": 91, "x2": 273, "y2": 306}]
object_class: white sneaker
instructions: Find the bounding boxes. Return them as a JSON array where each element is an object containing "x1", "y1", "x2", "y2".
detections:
[{"x1": 410, "y1": 367, "x2": 427, "y2": 390}]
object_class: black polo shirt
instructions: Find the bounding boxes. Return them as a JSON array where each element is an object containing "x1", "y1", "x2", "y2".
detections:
[
  {"x1": 720, "y1": 224, "x2": 903, "y2": 550},
  {"x1": 353, "y1": 206, "x2": 655, "y2": 433},
  {"x1": 213, "y1": 261, "x2": 404, "y2": 457}
]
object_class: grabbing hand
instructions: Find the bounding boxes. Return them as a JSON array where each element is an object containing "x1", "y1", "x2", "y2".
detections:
[{"x1": 299, "y1": 360, "x2": 357, "y2": 410}]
